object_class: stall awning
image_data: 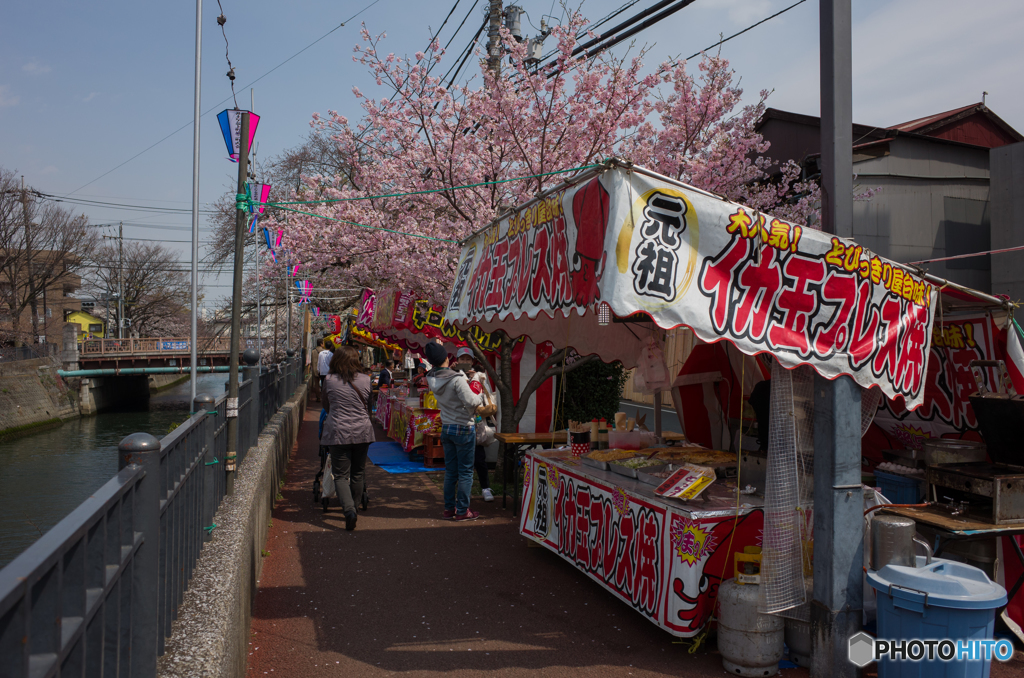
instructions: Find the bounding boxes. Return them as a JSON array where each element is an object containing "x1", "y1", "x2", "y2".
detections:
[{"x1": 443, "y1": 159, "x2": 978, "y2": 410}]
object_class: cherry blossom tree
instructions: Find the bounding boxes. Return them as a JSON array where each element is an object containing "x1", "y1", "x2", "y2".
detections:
[{"x1": 274, "y1": 10, "x2": 819, "y2": 431}]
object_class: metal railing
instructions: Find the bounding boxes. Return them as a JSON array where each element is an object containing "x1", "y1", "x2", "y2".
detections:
[
  {"x1": 0, "y1": 356, "x2": 306, "y2": 677},
  {"x1": 0, "y1": 344, "x2": 59, "y2": 364}
]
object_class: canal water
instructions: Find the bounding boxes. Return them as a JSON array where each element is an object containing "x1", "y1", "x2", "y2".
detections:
[{"x1": 0, "y1": 374, "x2": 226, "y2": 568}]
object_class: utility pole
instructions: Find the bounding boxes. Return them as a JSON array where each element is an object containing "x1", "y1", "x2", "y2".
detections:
[
  {"x1": 811, "y1": 1, "x2": 861, "y2": 676},
  {"x1": 117, "y1": 222, "x2": 124, "y2": 339},
  {"x1": 189, "y1": 0, "x2": 203, "y2": 406},
  {"x1": 22, "y1": 177, "x2": 38, "y2": 347},
  {"x1": 487, "y1": 0, "x2": 503, "y2": 76},
  {"x1": 273, "y1": 276, "x2": 279, "y2": 361},
  {"x1": 226, "y1": 110, "x2": 250, "y2": 494}
]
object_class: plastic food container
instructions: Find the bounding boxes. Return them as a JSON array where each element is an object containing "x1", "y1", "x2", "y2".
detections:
[
  {"x1": 608, "y1": 429, "x2": 642, "y2": 450},
  {"x1": 922, "y1": 439, "x2": 987, "y2": 466}
]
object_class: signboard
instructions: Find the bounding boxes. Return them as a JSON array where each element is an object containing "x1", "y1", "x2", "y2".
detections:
[
  {"x1": 447, "y1": 166, "x2": 938, "y2": 409},
  {"x1": 520, "y1": 452, "x2": 763, "y2": 637},
  {"x1": 872, "y1": 314, "x2": 1020, "y2": 447}
]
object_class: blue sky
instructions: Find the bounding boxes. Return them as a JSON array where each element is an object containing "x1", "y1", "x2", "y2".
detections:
[{"x1": 1, "y1": 0, "x2": 1021, "y2": 306}]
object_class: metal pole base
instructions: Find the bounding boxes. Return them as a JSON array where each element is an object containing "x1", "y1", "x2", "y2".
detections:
[{"x1": 810, "y1": 600, "x2": 862, "y2": 677}]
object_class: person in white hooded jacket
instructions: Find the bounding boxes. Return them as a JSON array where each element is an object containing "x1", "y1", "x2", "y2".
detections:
[{"x1": 424, "y1": 342, "x2": 483, "y2": 521}]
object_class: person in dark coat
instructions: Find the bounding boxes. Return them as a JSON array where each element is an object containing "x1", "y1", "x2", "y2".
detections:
[{"x1": 321, "y1": 346, "x2": 374, "y2": 531}]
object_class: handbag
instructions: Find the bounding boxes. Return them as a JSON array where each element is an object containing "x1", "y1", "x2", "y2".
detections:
[{"x1": 476, "y1": 417, "x2": 496, "y2": 446}]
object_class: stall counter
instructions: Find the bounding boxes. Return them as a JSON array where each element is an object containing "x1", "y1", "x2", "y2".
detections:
[{"x1": 519, "y1": 449, "x2": 764, "y2": 638}]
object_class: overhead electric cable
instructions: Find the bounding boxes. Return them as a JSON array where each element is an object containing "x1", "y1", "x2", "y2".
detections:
[{"x1": 679, "y1": 0, "x2": 808, "y2": 62}]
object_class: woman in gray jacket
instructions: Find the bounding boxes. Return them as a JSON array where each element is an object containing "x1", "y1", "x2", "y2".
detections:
[{"x1": 321, "y1": 346, "x2": 374, "y2": 531}]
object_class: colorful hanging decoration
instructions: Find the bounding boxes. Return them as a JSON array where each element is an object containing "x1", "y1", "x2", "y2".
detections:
[
  {"x1": 248, "y1": 214, "x2": 259, "y2": 234},
  {"x1": 263, "y1": 227, "x2": 273, "y2": 250},
  {"x1": 275, "y1": 229, "x2": 283, "y2": 248},
  {"x1": 246, "y1": 182, "x2": 272, "y2": 215},
  {"x1": 216, "y1": 109, "x2": 261, "y2": 162},
  {"x1": 289, "y1": 264, "x2": 300, "y2": 277}
]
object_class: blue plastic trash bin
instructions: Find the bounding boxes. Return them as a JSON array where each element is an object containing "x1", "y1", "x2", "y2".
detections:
[{"x1": 867, "y1": 557, "x2": 1007, "y2": 678}]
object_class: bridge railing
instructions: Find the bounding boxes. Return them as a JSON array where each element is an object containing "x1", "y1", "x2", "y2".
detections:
[
  {"x1": 77, "y1": 336, "x2": 276, "y2": 357},
  {"x1": 0, "y1": 356, "x2": 305, "y2": 677}
]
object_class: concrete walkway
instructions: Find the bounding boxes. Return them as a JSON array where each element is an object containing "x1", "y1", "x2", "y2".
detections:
[{"x1": 245, "y1": 404, "x2": 1024, "y2": 677}]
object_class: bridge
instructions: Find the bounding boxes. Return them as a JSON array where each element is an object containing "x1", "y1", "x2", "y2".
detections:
[{"x1": 76, "y1": 336, "x2": 270, "y2": 370}]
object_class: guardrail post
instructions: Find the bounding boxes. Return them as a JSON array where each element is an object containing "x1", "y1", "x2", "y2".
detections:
[
  {"x1": 242, "y1": 349, "x2": 260, "y2": 455},
  {"x1": 194, "y1": 394, "x2": 218, "y2": 543},
  {"x1": 286, "y1": 350, "x2": 296, "y2": 395},
  {"x1": 118, "y1": 432, "x2": 163, "y2": 675}
]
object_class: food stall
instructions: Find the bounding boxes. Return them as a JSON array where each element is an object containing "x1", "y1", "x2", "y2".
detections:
[{"x1": 442, "y1": 158, "x2": 947, "y2": 637}]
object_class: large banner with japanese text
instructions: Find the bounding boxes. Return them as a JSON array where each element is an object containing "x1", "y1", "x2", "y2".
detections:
[
  {"x1": 447, "y1": 166, "x2": 937, "y2": 408},
  {"x1": 871, "y1": 313, "x2": 1024, "y2": 448},
  {"x1": 520, "y1": 452, "x2": 763, "y2": 637}
]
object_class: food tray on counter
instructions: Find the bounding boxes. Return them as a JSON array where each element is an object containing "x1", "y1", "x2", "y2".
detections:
[
  {"x1": 580, "y1": 456, "x2": 609, "y2": 471},
  {"x1": 637, "y1": 464, "x2": 674, "y2": 486},
  {"x1": 609, "y1": 461, "x2": 639, "y2": 478}
]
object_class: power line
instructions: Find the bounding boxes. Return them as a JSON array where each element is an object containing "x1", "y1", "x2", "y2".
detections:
[
  {"x1": 680, "y1": 0, "x2": 808, "y2": 62},
  {"x1": 61, "y1": 0, "x2": 385, "y2": 198}
]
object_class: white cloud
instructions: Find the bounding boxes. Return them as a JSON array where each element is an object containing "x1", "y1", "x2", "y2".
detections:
[
  {"x1": 83, "y1": 92, "x2": 99, "y2": 103},
  {"x1": 0, "y1": 85, "x2": 19, "y2": 108},
  {"x1": 22, "y1": 60, "x2": 51, "y2": 75}
]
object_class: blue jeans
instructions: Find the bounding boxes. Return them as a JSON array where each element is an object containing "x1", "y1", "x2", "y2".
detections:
[{"x1": 441, "y1": 424, "x2": 475, "y2": 514}]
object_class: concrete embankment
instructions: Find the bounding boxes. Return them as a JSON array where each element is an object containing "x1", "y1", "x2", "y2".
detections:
[
  {"x1": 0, "y1": 357, "x2": 78, "y2": 438},
  {"x1": 158, "y1": 380, "x2": 308, "y2": 678},
  {"x1": 149, "y1": 373, "x2": 191, "y2": 392}
]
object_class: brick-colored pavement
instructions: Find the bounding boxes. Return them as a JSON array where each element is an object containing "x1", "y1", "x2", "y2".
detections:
[{"x1": 245, "y1": 403, "x2": 1024, "y2": 677}]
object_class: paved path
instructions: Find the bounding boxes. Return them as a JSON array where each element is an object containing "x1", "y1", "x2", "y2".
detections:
[{"x1": 246, "y1": 404, "x2": 1024, "y2": 677}]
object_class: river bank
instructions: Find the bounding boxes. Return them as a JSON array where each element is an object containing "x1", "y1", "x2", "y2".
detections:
[{"x1": 0, "y1": 373, "x2": 226, "y2": 567}]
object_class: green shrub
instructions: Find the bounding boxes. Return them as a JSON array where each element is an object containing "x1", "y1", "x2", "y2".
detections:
[{"x1": 554, "y1": 359, "x2": 628, "y2": 429}]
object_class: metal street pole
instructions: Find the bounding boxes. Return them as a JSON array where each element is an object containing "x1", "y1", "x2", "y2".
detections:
[
  {"x1": 251, "y1": 88, "x2": 261, "y2": 365},
  {"x1": 189, "y1": 0, "x2": 203, "y2": 407},
  {"x1": 811, "y1": 1, "x2": 862, "y2": 675},
  {"x1": 226, "y1": 110, "x2": 249, "y2": 495}
]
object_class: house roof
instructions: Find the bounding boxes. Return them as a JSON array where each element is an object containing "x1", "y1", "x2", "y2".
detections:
[{"x1": 758, "y1": 103, "x2": 1023, "y2": 151}]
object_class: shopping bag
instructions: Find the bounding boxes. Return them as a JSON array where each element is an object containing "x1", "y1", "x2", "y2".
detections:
[
  {"x1": 476, "y1": 418, "x2": 496, "y2": 446},
  {"x1": 321, "y1": 455, "x2": 336, "y2": 500}
]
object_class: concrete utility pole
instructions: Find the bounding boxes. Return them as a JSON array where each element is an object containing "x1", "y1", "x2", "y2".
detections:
[
  {"x1": 226, "y1": 111, "x2": 250, "y2": 494},
  {"x1": 811, "y1": 1, "x2": 862, "y2": 676},
  {"x1": 21, "y1": 177, "x2": 38, "y2": 346},
  {"x1": 117, "y1": 222, "x2": 124, "y2": 339},
  {"x1": 487, "y1": 0, "x2": 503, "y2": 76}
]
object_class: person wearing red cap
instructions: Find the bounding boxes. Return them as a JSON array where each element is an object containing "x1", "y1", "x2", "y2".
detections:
[{"x1": 424, "y1": 342, "x2": 484, "y2": 520}]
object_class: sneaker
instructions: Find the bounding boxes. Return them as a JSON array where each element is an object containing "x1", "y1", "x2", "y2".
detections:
[
  {"x1": 442, "y1": 508, "x2": 456, "y2": 520},
  {"x1": 482, "y1": 488, "x2": 495, "y2": 502},
  {"x1": 453, "y1": 509, "x2": 480, "y2": 522},
  {"x1": 345, "y1": 511, "x2": 357, "y2": 531}
]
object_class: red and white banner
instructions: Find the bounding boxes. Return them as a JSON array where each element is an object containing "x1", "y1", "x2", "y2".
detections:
[
  {"x1": 446, "y1": 165, "x2": 938, "y2": 409},
  {"x1": 520, "y1": 452, "x2": 763, "y2": 637},
  {"x1": 358, "y1": 288, "x2": 555, "y2": 433},
  {"x1": 871, "y1": 313, "x2": 1024, "y2": 449}
]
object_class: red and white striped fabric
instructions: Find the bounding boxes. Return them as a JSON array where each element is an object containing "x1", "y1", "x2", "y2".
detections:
[
  {"x1": 483, "y1": 338, "x2": 555, "y2": 434},
  {"x1": 1006, "y1": 320, "x2": 1024, "y2": 392}
]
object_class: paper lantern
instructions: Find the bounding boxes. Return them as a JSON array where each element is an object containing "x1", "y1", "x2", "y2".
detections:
[{"x1": 216, "y1": 109, "x2": 260, "y2": 162}]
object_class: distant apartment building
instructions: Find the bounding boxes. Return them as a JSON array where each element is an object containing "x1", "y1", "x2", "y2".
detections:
[
  {"x1": 756, "y1": 103, "x2": 1024, "y2": 301},
  {"x1": 0, "y1": 251, "x2": 82, "y2": 346}
]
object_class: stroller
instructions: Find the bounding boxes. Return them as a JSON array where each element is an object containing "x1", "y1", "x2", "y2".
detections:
[{"x1": 313, "y1": 407, "x2": 370, "y2": 513}]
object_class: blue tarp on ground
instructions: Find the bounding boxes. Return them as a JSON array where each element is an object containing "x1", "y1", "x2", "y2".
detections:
[{"x1": 367, "y1": 441, "x2": 444, "y2": 474}]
